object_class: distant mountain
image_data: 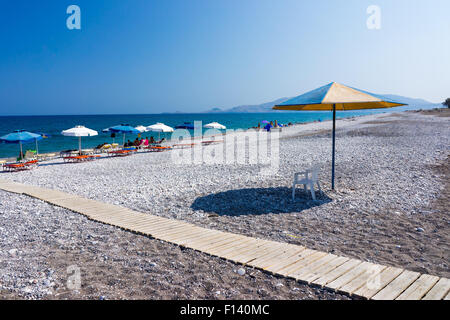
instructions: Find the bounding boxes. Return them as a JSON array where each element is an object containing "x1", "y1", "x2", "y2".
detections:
[
  {"x1": 208, "y1": 107, "x2": 223, "y2": 113},
  {"x1": 379, "y1": 94, "x2": 432, "y2": 106},
  {"x1": 206, "y1": 97, "x2": 290, "y2": 113},
  {"x1": 205, "y1": 94, "x2": 433, "y2": 113}
]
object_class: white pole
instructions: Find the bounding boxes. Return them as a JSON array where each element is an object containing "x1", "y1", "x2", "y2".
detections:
[
  {"x1": 20, "y1": 141, "x2": 23, "y2": 160},
  {"x1": 35, "y1": 139, "x2": 39, "y2": 155},
  {"x1": 79, "y1": 136, "x2": 82, "y2": 154},
  {"x1": 123, "y1": 133, "x2": 126, "y2": 146}
]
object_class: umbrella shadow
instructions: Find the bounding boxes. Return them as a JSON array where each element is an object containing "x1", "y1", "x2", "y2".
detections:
[{"x1": 191, "y1": 187, "x2": 331, "y2": 216}]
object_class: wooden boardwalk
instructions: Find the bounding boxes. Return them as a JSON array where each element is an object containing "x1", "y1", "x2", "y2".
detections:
[{"x1": 0, "y1": 178, "x2": 448, "y2": 300}]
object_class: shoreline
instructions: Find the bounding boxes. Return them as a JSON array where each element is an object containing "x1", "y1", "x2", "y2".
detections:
[
  {"x1": 0, "y1": 106, "x2": 442, "y2": 161},
  {"x1": 0, "y1": 109, "x2": 424, "y2": 162}
]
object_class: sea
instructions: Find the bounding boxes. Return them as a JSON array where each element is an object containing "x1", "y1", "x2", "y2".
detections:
[{"x1": 0, "y1": 104, "x2": 439, "y2": 159}]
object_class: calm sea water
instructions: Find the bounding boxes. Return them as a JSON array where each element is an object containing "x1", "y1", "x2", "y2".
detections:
[{"x1": 0, "y1": 105, "x2": 438, "y2": 158}]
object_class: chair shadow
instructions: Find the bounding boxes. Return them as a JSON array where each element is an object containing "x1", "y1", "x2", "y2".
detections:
[{"x1": 191, "y1": 187, "x2": 332, "y2": 216}]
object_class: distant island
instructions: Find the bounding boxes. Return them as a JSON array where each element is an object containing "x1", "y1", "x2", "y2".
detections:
[{"x1": 204, "y1": 95, "x2": 434, "y2": 113}]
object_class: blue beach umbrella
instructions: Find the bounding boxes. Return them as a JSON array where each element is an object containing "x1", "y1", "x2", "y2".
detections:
[
  {"x1": 108, "y1": 125, "x2": 140, "y2": 146},
  {"x1": 0, "y1": 130, "x2": 43, "y2": 159}
]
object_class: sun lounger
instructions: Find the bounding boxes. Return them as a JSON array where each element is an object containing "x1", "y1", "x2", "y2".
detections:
[
  {"x1": 94, "y1": 144, "x2": 112, "y2": 154},
  {"x1": 145, "y1": 146, "x2": 172, "y2": 152},
  {"x1": 201, "y1": 140, "x2": 223, "y2": 145},
  {"x1": 60, "y1": 150, "x2": 80, "y2": 158},
  {"x1": 108, "y1": 149, "x2": 136, "y2": 157},
  {"x1": 63, "y1": 155, "x2": 100, "y2": 163},
  {"x1": 81, "y1": 149, "x2": 94, "y2": 155},
  {"x1": 3, "y1": 160, "x2": 39, "y2": 172},
  {"x1": 173, "y1": 143, "x2": 196, "y2": 149}
]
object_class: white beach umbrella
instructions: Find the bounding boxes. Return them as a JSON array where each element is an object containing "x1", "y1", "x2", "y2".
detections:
[
  {"x1": 204, "y1": 122, "x2": 226, "y2": 130},
  {"x1": 135, "y1": 125, "x2": 148, "y2": 133},
  {"x1": 146, "y1": 123, "x2": 174, "y2": 140},
  {"x1": 61, "y1": 125, "x2": 98, "y2": 153}
]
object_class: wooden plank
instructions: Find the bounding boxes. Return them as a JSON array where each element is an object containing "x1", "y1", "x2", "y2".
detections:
[
  {"x1": 325, "y1": 262, "x2": 377, "y2": 291},
  {"x1": 123, "y1": 217, "x2": 173, "y2": 230},
  {"x1": 314, "y1": 259, "x2": 362, "y2": 287},
  {"x1": 352, "y1": 266, "x2": 403, "y2": 299},
  {"x1": 396, "y1": 274, "x2": 440, "y2": 300},
  {"x1": 421, "y1": 277, "x2": 450, "y2": 300},
  {"x1": 289, "y1": 254, "x2": 342, "y2": 283},
  {"x1": 180, "y1": 232, "x2": 235, "y2": 251},
  {"x1": 248, "y1": 244, "x2": 305, "y2": 269},
  {"x1": 227, "y1": 240, "x2": 284, "y2": 262},
  {"x1": 209, "y1": 237, "x2": 264, "y2": 258},
  {"x1": 265, "y1": 249, "x2": 318, "y2": 274},
  {"x1": 139, "y1": 220, "x2": 188, "y2": 233},
  {"x1": 174, "y1": 228, "x2": 224, "y2": 245},
  {"x1": 302, "y1": 256, "x2": 349, "y2": 284},
  {"x1": 231, "y1": 241, "x2": 288, "y2": 264},
  {"x1": 175, "y1": 229, "x2": 227, "y2": 246},
  {"x1": 277, "y1": 251, "x2": 328, "y2": 277},
  {"x1": 186, "y1": 232, "x2": 241, "y2": 252},
  {"x1": 149, "y1": 224, "x2": 194, "y2": 236},
  {"x1": 214, "y1": 239, "x2": 266, "y2": 261},
  {"x1": 209, "y1": 237, "x2": 261, "y2": 258},
  {"x1": 156, "y1": 226, "x2": 205, "y2": 241},
  {"x1": 372, "y1": 270, "x2": 420, "y2": 300},
  {"x1": 201, "y1": 235, "x2": 251, "y2": 255}
]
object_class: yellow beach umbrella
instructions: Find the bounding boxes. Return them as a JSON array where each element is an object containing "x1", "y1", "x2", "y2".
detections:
[{"x1": 273, "y1": 82, "x2": 406, "y2": 189}]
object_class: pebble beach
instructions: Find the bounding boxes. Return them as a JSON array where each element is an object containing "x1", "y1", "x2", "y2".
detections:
[{"x1": 0, "y1": 109, "x2": 449, "y2": 299}]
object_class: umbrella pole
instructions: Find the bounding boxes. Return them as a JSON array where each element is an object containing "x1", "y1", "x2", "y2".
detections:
[
  {"x1": 19, "y1": 141, "x2": 23, "y2": 160},
  {"x1": 331, "y1": 104, "x2": 336, "y2": 190},
  {"x1": 35, "y1": 139, "x2": 39, "y2": 155},
  {"x1": 79, "y1": 136, "x2": 82, "y2": 155},
  {"x1": 123, "y1": 134, "x2": 126, "y2": 146}
]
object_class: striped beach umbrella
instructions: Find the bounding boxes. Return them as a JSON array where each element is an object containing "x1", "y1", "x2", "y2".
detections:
[{"x1": 273, "y1": 82, "x2": 406, "y2": 190}]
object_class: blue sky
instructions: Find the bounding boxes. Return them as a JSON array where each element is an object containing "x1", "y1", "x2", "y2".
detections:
[{"x1": 0, "y1": 0, "x2": 448, "y2": 115}]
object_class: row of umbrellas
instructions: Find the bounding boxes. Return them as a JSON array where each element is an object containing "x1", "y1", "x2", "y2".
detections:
[{"x1": 0, "y1": 122, "x2": 227, "y2": 157}]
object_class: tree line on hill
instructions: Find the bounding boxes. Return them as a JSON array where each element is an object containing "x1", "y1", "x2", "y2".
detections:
[{"x1": 443, "y1": 98, "x2": 450, "y2": 108}]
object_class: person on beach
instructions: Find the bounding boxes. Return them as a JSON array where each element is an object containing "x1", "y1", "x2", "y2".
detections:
[
  {"x1": 149, "y1": 136, "x2": 155, "y2": 144},
  {"x1": 133, "y1": 138, "x2": 140, "y2": 147},
  {"x1": 144, "y1": 137, "x2": 149, "y2": 147}
]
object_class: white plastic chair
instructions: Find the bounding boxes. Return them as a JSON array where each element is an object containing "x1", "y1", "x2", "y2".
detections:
[{"x1": 292, "y1": 167, "x2": 322, "y2": 200}]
